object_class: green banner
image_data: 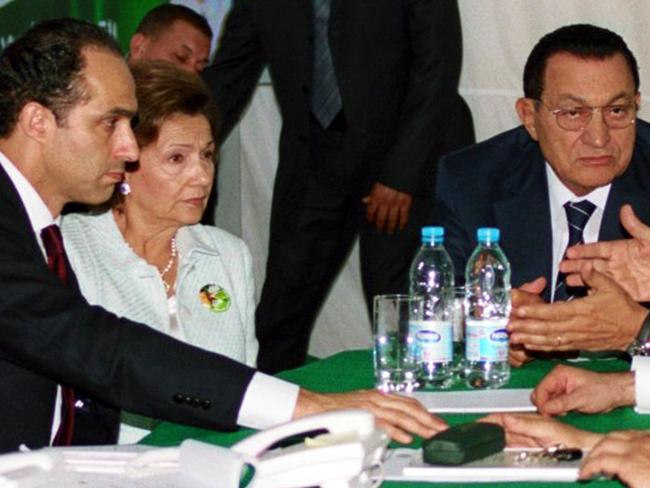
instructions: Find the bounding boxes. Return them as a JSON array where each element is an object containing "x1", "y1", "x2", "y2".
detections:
[{"x1": 1, "y1": 0, "x2": 168, "y2": 52}]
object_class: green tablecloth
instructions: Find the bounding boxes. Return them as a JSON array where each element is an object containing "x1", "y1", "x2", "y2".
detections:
[{"x1": 142, "y1": 350, "x2": 650, "y2": 487}]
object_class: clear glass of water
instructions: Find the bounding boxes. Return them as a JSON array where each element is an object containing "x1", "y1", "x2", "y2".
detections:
[{"x1": 373, "y1": 294, "x2": 421, "y2": 393}]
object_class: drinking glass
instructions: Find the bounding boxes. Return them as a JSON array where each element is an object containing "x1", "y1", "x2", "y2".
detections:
[{"x1": 373, "y1": 294, "x2": 421, "y2": 392}]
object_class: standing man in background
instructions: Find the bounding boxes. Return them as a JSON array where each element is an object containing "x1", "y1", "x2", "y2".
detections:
[
  {"x1": 203, "y1": 0, "x2": 475, "y2": 373},
  {"x1": 128, "y1": 3, "x2": 212, "y2": 75}
]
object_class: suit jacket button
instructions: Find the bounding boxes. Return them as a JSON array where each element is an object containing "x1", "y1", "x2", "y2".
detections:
[
  {"x1": 201, "y1": 400, "x2": 212, "y2": 410},
  {"x1": 172, "y1": 394, "x2": 183, "y2": 404},
  {"x1": 191, "y1": 398, "x2": 202, "y2": 407},
  {"x1": 184, "y1": 396, "x2": 193, "y2": 404}
]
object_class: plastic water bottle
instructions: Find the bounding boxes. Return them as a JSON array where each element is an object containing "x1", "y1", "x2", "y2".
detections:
[
  {"x1": 409, "y1": 226, "x2": 455, "y2": 388},
  {"x1": 464, "y1": 227, "x2": 511, "y2": 389}
]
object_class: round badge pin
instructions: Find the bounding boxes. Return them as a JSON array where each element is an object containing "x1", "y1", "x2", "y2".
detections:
[{"x1": 199, "y1": 284, "x2": 231, "y2": 313}]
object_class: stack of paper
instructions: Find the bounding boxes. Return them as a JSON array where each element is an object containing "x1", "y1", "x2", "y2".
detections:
[
  {"x1": 411, "y1": 388, "x2": 536, "y2": 413},
  {"x1": 384, "y1": 448, "x2": 582, "y2": 483}
]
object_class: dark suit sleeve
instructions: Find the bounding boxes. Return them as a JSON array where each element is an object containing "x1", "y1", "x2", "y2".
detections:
[
  {"x1": 202, "y1": 0, "x2": 266, "y2": 143},
  {"x1": 0, "y1": 217, "x2": 255, "y2": 432},
  {"x1": 378, "y1": 0, "x2": 468, "y2": 194}
]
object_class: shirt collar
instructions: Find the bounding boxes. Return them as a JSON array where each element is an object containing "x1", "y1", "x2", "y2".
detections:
[
  {"x1": 545, "y1": 162, "x2": 611, "y2": 211},
  {"x1": 0, "y1": 151, "x2": 57, "y2": 241}
]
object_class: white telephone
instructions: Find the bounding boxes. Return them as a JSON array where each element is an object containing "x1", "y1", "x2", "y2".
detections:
[
  {"x1": 0, "y1": 409, "x2": 388, "y2": 488},
  {"x1": 233, "y1": 408, "x2": 389, "y2": 488}
]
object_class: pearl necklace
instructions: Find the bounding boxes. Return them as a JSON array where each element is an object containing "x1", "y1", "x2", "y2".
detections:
[{"x1": 158, "y1": 237, "x2": 177, "y2": 292}]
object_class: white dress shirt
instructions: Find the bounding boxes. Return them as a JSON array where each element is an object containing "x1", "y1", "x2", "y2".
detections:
[
  {"x1": 632, "y1": 356, "x2": 650, "y2": 413},
  {"x1": 0, "y1": 150, "x2": 298, "y2": 442},
  {"x1": 545, "y1": 163, "x2": 611, "y2": 301}
]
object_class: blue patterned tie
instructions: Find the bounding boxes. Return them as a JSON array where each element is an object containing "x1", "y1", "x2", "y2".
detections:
[
  {"x1": 553, "y1": 200, "x2": 596, "y2": 302},
  {"x1": 311, "y1": 0, "x2": 342, "y2": 128}
]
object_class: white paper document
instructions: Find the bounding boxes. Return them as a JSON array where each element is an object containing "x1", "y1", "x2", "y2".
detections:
[
  {"x1": 384, "y1": 448, "x2": 582, "y2": 483},
  {"x1": 411, "y1": 388, "x2": 536, "y2": 413}
]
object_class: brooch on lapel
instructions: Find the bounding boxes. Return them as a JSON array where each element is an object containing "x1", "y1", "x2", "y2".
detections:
[{"x1": 199, "y1": 284, "x2": 231, "y2": 313}]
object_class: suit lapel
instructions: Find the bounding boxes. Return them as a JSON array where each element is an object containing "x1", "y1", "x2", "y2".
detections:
[
  {"x1": 600, "y1": 154, "x2": 650, "y2": 240},
  {"x1": 0, "y1": 162, "x2": 83, "y2": 294},
  {"x1": 288, "y1": 0, "x2": 314, "y2": 85},
  {"x1": 0, "y1": 163, "x2": 44, "y2": 259},
  {"x1": 327, "y1": 0, "x2": 345, "y2": 83},
  {"x1": 493, "y1": 140, "x2": 553, "y2": 299},
  {"x1": 293, "y1": 0, "x2": 313, "y2": 34}
]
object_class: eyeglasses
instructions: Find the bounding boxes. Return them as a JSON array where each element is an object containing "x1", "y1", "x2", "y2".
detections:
[{"x1": 534, "y1": 99, "x2": 637, "y2": 131}]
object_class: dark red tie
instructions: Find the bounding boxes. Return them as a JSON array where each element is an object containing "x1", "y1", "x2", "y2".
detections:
[{"x1": 41, "y1": 224, "x2": 76, "y2": 446}]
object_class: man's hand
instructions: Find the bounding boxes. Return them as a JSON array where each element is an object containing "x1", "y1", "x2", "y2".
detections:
[
  {"x1": 531, "y1": 364, "x2": 635, "y2": 416},
  {"x1": 512, "y1": 277, "x2": 547, "y2": 309},
  {"x1": 580, "y1": 430, "x2": 650, "y2": 487},
  {"x1": 561, "y1": 205, "x2": 650, "y2": 301},
  {"x1": 481, "y1": 413, "x2": 602, "y2": 449},
  {"x1": 294, "y1": 389, "x2": 446, "y2": 444},
  {"x1": 509, "y1": 277, "x2": 546, "y2": 367},
  {"x1": 508, "y1": 266, "x2": 648, "y2": 352},
  {"x1": 362, "y1": 182, "x2": 412, "y2": 233}
]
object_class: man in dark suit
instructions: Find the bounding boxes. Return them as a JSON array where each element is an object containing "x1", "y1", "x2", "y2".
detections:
[
  {"x1": 0, "y1": 18, "x2": 444, "y2": 453},
  {"x1": 202, "y1": 0, "x2": 474, "y2": 373},
  {"x1": 435, "y1": 24, "x2": 650, "y2": 363}
]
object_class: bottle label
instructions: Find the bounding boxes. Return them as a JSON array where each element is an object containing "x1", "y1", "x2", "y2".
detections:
[
  {"x1": 465, "y1": 318, "x2": 509, "y2": 361},
  {"x1": 410, "y1": 320, "x2": 453, "y2": 362}
]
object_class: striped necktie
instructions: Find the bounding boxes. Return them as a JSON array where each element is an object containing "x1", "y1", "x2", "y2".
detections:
[
  {"x1": 311, "y1": 0, "x2": 342, "y2": 128},
  {"x1": 552, "y1": 200, "x2": 596, "y2": 302}
]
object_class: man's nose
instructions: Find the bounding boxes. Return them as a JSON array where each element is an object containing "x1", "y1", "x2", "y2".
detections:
[
  {"x1": 581, "y1": 108, "x2": 611, "y2": 148},
  {"x1": 115, "y1": 126, "x2": 139, "y2": 162}
]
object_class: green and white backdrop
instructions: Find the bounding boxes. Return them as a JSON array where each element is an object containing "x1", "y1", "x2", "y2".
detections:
[{"x1": 0, "y1": 0, "x2": 231, "y2": 55}]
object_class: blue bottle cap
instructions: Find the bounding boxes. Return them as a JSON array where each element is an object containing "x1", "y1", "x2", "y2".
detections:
[
  {"x1": 477, "y1": 227, "x2": 500, "y2": 243},
  {"x1": 422, "y1": 226, "x2": 444, "y2": 243}
]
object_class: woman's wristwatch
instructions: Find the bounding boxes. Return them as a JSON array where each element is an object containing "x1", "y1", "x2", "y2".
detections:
[{"x1": 627, "y1": 312, "x2": 650, "y2": 357}]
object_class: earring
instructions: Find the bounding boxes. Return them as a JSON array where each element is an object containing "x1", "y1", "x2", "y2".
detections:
[{"x1": 119, "y1": 182, "x2": 131, "y2": 196}]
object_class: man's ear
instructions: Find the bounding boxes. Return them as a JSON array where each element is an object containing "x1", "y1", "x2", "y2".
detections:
[
  {"x1": 17, "y1": 102, "x2": 55, "y2": 143},
  {"x1": 129, "y1": 33, "x2": 149, "y2": 61},
  {"x1": 516, "y1": 97, "x2": 539, "y2": 141}
]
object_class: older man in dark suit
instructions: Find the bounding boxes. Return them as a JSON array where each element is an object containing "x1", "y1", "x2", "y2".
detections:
[
  {"x1": 203, "y1": 0, "x2": 474, "y2": 373},
  {"x1": 435, "y1": 24, "x2": 650, "y2": 363}
]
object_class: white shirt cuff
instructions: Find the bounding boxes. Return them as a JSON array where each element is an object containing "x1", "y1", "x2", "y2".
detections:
[
  {"x1": 631, "y1": 356, "x2": 650, "y2": 414},
  {"x1": 236, "y1": 372, "x2": 299, "y2": 429}
]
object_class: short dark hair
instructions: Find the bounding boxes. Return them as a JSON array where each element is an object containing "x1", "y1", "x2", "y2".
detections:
[
  {"x1": 0, "y1": 18, "x2": 122, "y2": 137},
  {"x1": 523, "y1": 24, "x2": 640, "y2": 100},
  {"x1": 135, "y1": 4, "x2": 212, "y2": 41}
]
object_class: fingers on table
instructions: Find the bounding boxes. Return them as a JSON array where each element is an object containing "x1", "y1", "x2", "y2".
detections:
[{"x1": 363, "y1": 390, "x2": 446, "y2": 442}]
